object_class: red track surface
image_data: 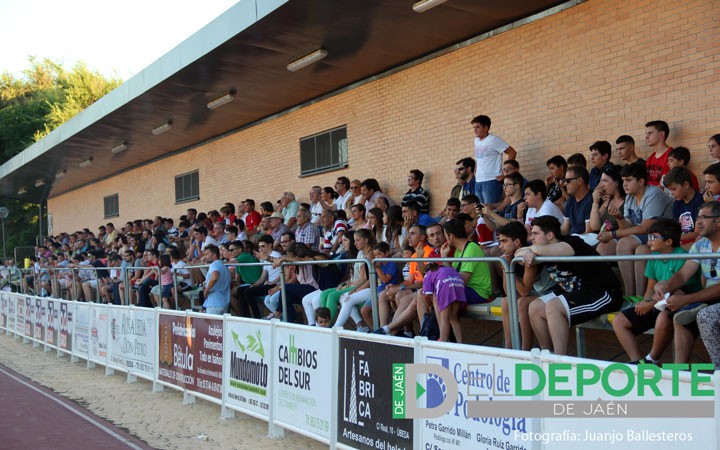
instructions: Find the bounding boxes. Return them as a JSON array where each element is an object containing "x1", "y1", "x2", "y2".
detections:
[{"x1": 0, "y1": 364, "x2": 152, "y2": 450}]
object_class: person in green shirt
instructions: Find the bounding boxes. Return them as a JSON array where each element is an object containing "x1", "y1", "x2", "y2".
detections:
[
  {"x1": 228, "y1": 240, "x2": 262, "y2": 296},
  {"x1": 612, "y1": 219, "x2": 701, "y2": 364},
  {"x1": 440, "y1": 219, "x2": 492, "y2": 303}
]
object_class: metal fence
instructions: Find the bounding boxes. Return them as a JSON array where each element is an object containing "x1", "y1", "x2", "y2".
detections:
[{"x1": 15, "y1": 250, "x2": 720, "y2": 353}]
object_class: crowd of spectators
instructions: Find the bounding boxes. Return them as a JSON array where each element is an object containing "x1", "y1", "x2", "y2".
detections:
[{"x1": 8, "y1": 116, "x2": 720, "y2": 369}]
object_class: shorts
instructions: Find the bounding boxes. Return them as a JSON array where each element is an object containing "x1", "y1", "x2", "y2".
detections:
[
  {"x1": 539, "y1": 286, "x2": 623, "y2": 327},
  {"x1": 161, "y1": 284, "x2": 173, "y2": 298},
  {"x1": 621, "y1": 306, "x2": 663, "y2": 335},
  {"x1": 465, "y1": 286, "x2": 490, "y2": 305}
]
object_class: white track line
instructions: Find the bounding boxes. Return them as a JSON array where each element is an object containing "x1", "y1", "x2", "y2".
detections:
[{"x1": 0, "y1": 365, "x2": 145, "y2": 450}]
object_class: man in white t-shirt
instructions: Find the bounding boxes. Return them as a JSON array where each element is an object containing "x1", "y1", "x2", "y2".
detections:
[
  {"x1": 472, "y1": 115, "x2": 517, "y2": 205},
  {"x1": 520, "y1": 180, "x2": 565, "y2": 230}
]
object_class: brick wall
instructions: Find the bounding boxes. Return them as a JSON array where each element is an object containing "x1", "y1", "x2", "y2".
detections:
[{"x1": 48, "y1": 0, "x2": 720, "y2": 233}]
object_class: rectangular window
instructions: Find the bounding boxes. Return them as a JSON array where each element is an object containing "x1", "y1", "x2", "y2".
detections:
[
  {"x1": 175, "y1": 170, "x2": 200, "y2": 203},
  {"x1": 299, "y1": 125, "x2": 348, "y2": 176},
  {"x1": 103, "y1": 194, "x2": 119, "y2": 218}
]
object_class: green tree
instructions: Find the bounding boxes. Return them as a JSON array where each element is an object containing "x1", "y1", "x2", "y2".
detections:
[{"x1": 0, "y1": 58, "x2": 121, "y2": 256}]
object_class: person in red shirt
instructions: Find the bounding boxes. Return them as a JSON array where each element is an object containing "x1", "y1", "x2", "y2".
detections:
[
  {"x1": 241, "y1": 198, "x2": 262, "y2": 233},
  {"x1": 645, "y1": 120, "x2": 672, "y2": 187}
]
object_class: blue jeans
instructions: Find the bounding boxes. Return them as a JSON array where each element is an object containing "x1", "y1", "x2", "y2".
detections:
[
  {"x1": 205, "y1": 305, "x2": 227, "y2": 315},
  {"x1": 475, "y1": 179, "x2": 503, "y2": 204}
]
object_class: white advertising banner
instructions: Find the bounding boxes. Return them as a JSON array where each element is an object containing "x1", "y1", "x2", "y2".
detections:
[
  {"x1": 417, "y1": 346, "x2": 534, "y2": 450},
  {"x1": 15, "y1": 296, "x2": 25, "y2": 336},
  {"x1": 89, "y1": 304, "x2": 109, "y2": 363},
  {"x1": 6, "y1": 293, "x2": 15, "y2": 332},
  {"x1": 0, "y1": 293, "x2": 7, "y2": 331},
  {"x1": 58, "y1": 301, "x2": 73, "y2": 352},
  {"x1": 224, "y1": 320, "x2": 272, "y2": 418},
  {"x1": 74, "y1": 303, "x2": 90, "y2": 358},
  {"x1": 273, "y1": 326, "x2": 332, "y2": 439},
  {"x1": 45, "y1": 299, "x2": 58, "y2": 347},
  {"x1": 33, "y1": 297, "x2": 45, "y2": 343},
  {"x1": 108, "y1": 307, "x2": 156, "y2": 378}
]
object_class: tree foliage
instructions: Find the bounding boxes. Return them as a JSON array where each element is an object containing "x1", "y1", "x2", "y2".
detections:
[{"x1": 0, "y1": 57, "x2": 122, "y2": 255}]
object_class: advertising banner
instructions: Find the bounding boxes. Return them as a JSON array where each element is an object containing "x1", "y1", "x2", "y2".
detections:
[
  {"x1": 273, "y1": 326, "x2": 332, "y2": 439},
  {"x1": 46, "y1": 299, "x2": 58, "y2": 347},
  {"x1": 89, "y1": 305, "x2": 109, "y2": 362},
  {"x1": 15, "y1": 296, "x2": 25, "y2": 336},
  {"x1": 158, "y1": 314, "x2": 224, "y2": 399},
  {"x1": 58, "y1": 301, "x2": 73, "y2": 352},
  {"x1": 33, "y1": 297, "x2": 45, "y2": 342},
  {"x1": 413, "y1": 347, "x2": 533, "y2": 450},
  {"x1": 24, "y1": 297, "x2": 33, "y2": 338},
  {"x1": 337, "y1": 337, "x2": 414, "y2": 450},
  {"x1": 7, "y1": 294, "x2": 16, "y2": 334},
  {"x1": 0, "y1": 293, "x2": 7, "y2": 330},
  {"x1": 224, "y1": 320, "x2": 272, "y2": 418},
  {"x1": 74, "y1": 303, "x2": 90, "y2": 358},
  {"x1": 108, "y1": 308, "x2": 156, "y2": 378}
]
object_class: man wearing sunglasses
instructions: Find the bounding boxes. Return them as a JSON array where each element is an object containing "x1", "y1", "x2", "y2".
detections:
[{"x1": 653, "y1": 201, "x2": 720, "y2": 364}]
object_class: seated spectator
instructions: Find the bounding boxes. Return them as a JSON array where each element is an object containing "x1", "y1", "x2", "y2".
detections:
[
  {"x1": 708, "y1": 134, "x2": 720, "y2": 163},
  {"x1": 497, "y1": 222, "x2": 556, "y2": 350},
  {"x1": 645, "y1": 120, "x2": 672, "y2": 187},
  {"x1": 439, "y1": 197, "x2": 461, "y2": 225},
  {"x1": 350, "y1": 203, "x2": 368, "y2": 230},
  {"x1": 457, "y1": 195, "x2": 491, "y2": 243},
  {"x1": 561, "y1": 165, "x2": 593, "y2": 235},
  {"x1": 320, "y1": 209, "x2": 347, "y2": 255},
  {"x1": 612, "y1": 219, "x2": 702, "y2": 364},
  {"x1": 523, "y1": 216, "x2": 623, "y2": 355},
  {"x1": 597, "y1": 162, "x2": 673, "y2": 296},
  {"x1": 294, "y1": 209, "x2": 320, "y2": 251},
  {"x1": 664, "y1": 167, "x2": 703, "y2": 248},
  {"x1": 402, "y1": 169, "x2": 430, "y2": 214},
  {"x1": 402, "y1": 199, "x2": 436, "y2": 229},
  {"x1": 334, "y1": 177, "x2": 352, "y2": 212},
  {"x1": 567, "y1": 153, "x2": 587, "y2": 169},
  {"x1": 334, "y1": 229, "x2": 376, "y2": 331},
  {"x1": 361, "y1": 178, "x2": 388, "y2": 211},
  {"x1": 441, "y1": 219, "x2": 492, "y2": 304},
  {"x1": 421, "y1": 262, "x2": 466, "y2": 342},
  {"x1": 383, "y1": 205, "x2": 405, "y2": 256},
  {"x1": 665, "y1": 147, "x2": 700, "y2": 192},
  {"x1": 545, "y1": 155, "x2": 568, "y2": 208},
  {"x1": 481, "y1": 173, "x2": 525, "y2": 231},
  {"x1": 309, "y1": 186, "x2": 324, "y2": 224},
  {"x1": 135, "y1": 249, "x2": 160, "y2": 308},
  {"x1": 201, "y1": 244, "x2": 231, "y2": 315},
  {"x1": 654, "y1": 201, "x2": 720, "y2": 364},
  {"x1": 268, "y1": 212, "x2": 290, "y2": 247},
  {"x1": 374, "y1": 225, "x2": 433, "y2": 335},
  {"x1": 241, "y1": 199, "x2": 263, "y2": 234},
  {"x1": 520, "y1": 180, "x2": 565, "y2": 230},
  {"x1": 360, "y1": 242, "x2": 401, "y2": 328},
  {"x1": 703, "y1": 163, "x2": 720, "y2": 202},
  {"x1": 231, "y1": 235, "x2": 281, "y2": 318},
  {"x1": 587, "y1": 164, "x2": 625, "y2": 233},
  {"x1": 615, "y1": 135, "x2": 645, "y2": 166},
  {"x1": 502, "y1": 160, "x2": 528, "y2": 187},
  {"x1": 451, "y1": 157, "x2": 476, "y2": 201},
  {"x1": 367, "y1": 207, "x2": 384, "y2": 244},
  {"x1": 320, "y1": 187, "x2": 338, "y2": 212},
  {"x1": 280, "y1": 192, "x2": 300, "y2": 228},
  {"x1": 589, "y1": 141, "x2": 614, "y2": 190},
  {"x1": 318, "y1": 232, "x2": 366, "y2": 322}
]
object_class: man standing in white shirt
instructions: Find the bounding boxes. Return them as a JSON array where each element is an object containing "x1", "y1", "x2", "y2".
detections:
[{"x1": 472, "y1": 115, "x2": 517, "y2": 205}]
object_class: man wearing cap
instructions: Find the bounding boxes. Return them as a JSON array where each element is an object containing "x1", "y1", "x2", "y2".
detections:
[{"x1": 269, "y1": 212, "x2": 290, "y2": 248}]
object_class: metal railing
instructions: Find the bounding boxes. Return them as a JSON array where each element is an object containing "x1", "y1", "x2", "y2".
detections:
[{"x1": 18, "y1": 250, "x2": 720, "y2": 355}]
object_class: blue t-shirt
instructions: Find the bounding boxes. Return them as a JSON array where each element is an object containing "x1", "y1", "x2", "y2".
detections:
[
  {"x1": 673, "y1": 191, "x2": 703, "y2": 235},
  {"x1": 564, "y1": 191, "x2": 593, "y2": 234},
  {"x1": 204, "y1": 259, "x2": 231, "y2": 308},
  {"x1": 417, "y1": 214, "x2": 437, "y2": 227},
  {"x1": 377, "y1": 261, "x2": 400, "y2": 293}
]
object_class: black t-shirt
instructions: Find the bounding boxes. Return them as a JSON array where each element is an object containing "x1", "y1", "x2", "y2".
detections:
[{"x1": 547, "y1": 236, "x2": 620, "y2": 293}]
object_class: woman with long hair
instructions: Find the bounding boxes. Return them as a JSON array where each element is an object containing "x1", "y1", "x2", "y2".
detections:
[
  {"x1": 383, "y1": 205, "x2": 405, "y2": 255},
  {"x1": 587, "y1": 164, "x2": 626, "y2": 233},
  {"x1": 333, "y1": 229, "x2": 376, "y2": 331}
]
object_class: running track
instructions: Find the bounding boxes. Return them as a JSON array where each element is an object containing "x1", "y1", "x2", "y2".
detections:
[{"x1": 0, "y1": 364, "x2": 152, "y2": 450}]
